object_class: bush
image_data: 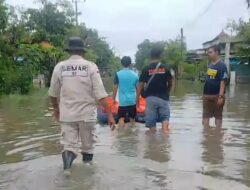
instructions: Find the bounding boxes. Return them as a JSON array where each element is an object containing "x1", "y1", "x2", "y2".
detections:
[
  {"x1": 182, "y1": 63, "x2": 196, "y2": 75},
  {"x1": 180, "y1": 61, "x2": 208, "y2": 80},
  {"x1": 0, "y1": 57, "x2": 33, "y2": 95},
  {"x1": 179, "y1": 72, "x2": 195, "y2": 81}
]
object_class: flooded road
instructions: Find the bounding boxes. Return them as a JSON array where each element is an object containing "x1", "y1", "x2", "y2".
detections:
[{"x1": 0, "y1": 81, "x2": 250, "y2": 190}]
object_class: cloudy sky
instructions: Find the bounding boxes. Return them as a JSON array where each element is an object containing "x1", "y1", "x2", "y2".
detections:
[{"x1": 6, "y1": 0, "x2": 250, "y2": 58}]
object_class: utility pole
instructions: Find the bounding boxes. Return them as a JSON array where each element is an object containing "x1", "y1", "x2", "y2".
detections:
[
  {"x1": 180, "y1": 28, "x2": 184, "y2": 59},
  {"x1": 72, "y1": 0, "x2": 85, "y2": 26}
]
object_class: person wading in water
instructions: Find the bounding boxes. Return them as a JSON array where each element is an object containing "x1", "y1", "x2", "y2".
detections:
[{"x1": 49, "y1": 37, "x2": 115, "y2": 175}]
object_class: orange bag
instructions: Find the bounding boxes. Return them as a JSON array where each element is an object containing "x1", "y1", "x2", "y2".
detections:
[
  {"x1": 103, "y1": 97, "x2": 118, "y2": 114},
  {"x1": 137, "y1": 97, "x2": 146, "y2": 114},
  {"x1": 101, "y1": 97, "x2": 146, "y2": 115}
]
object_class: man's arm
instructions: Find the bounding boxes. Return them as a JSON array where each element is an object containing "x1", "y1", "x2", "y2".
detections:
[
  {"x1": 112, "y1": 85, "x2": 118, "y2": 103},
  {"x1": 49, "y1": 96, "x2": 59, "y2": 121},
  {"x1": 167, "y1": 78, "x2": 173, "y2": 91},
  {"x1": 50, "y1": 97, "x2": 59, "y2": 110},
  {"x1": 112, "y1": 73, "x2": 119, "y2": 103},
  {"x1": 136, "y1": 82, "x2": 144, "y2": 105},
  {"x1": 48, "y1": 66, "x2": 60, "y2": 121},
  {"x1": 166, "y1": 66, "x2": 173, "y2": 92},
  {"x1": 91, "y1": 64, "x2": 115, "y2": 128},
  {"x1": 219, "y1": 81, "x2": 226, "y2": 96},
  {"x1": 217, "y1": 64, "x2": 228, "y2": 105},
  {"x1": 98, "y1": 97, "x2": 116, "y2": 129},
  {"x1": 137, "y1": 68, "x2": 147, "y2": 105},
  {"x1": 219, "y1": 64, "x2": 228, "y2": 96}
]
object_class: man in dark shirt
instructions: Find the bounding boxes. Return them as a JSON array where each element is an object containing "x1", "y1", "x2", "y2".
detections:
[
  {"x1": 203, "y1": 45, "x2": 228, "y2": 128},
  {"x1": 137, "y1": 47, "x2": 172, "y2": 133}
]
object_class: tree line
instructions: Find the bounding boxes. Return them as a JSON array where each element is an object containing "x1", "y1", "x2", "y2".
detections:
[
  {"x1": 0, "y1": 0, "x2": 120, "y2": 95},
  {"x1": 1, "y1": 0, "x2": 249, "y2": 95}
]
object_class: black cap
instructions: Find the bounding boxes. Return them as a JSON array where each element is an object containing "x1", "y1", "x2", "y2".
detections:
[{"x1": 65, "y1": 37, "x2": 86, "y2": 52}]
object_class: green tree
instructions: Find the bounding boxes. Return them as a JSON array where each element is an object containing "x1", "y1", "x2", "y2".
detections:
[
  {"x1": 67, "y1": 24, "x2": 120, "y2": 75},
  {"x1": 135, "y1": 38, "x2": 186, "y2": 79},
  {"x1": 225, "y1": 19, "x2": 239, "y2": 36},
  {"x1": 23, "y1": 0, "x2": 75, "y2": 46},
  {"x1": 235, "y1": 19, "x2": 250, "y2": 62},
  {"x1": 135, "y1": 39, "x2": 166, "y2": 70},
  {"x1": 163, "y1": 38, "x2": 186, "y2": 78},
  {"x1": 0, "y1": 0, "x2": 120, "y2": 94},
  {"x1": 0, "y1": 0, "x2": 8, "y2": 33}
]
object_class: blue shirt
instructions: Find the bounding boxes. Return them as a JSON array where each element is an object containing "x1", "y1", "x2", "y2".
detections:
[
  {"x1": 114, "y1": 68, "x2": 139, "y2": 107},
  {"x1": 203, "y1": 61, "x2": 228, "y2": 95}
]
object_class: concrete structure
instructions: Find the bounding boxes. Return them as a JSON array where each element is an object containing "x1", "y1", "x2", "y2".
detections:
[{"x1": 187, "y1": 49, "x2": 206, "y2": 63}]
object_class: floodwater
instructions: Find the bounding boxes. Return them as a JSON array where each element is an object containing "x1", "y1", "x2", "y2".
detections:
[{"x1": 0, "y1": 80, "x2": 250, "y2": 190}]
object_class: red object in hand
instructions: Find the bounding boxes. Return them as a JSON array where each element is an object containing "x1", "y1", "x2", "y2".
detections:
[
  {"x1": 100, "y1": 97, "x2": 146, "y2": 115},
  {"x1": 103, "y1": 97, "x2": 119, "y2": 114},
  {"x1": 137, "y1": 97, "x2": 146, "y2": 114}
]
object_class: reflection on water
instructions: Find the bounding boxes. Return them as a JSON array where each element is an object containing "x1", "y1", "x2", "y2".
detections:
[
  {"x1": 0, "y1": 80, "x2": 250, "y2": 189},
  {"x1": 144, "y1": 133, "x2": 171, "y2": 163},
  {"x1": 202, "y1": 127, "x2": 224, "y2": 165},
  {"x1": 114, "y1": 128, "x2": 139, "y2": 158}
]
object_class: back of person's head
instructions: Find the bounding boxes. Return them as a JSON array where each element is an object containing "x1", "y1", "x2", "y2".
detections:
[
  {"x1": 65, "y1": 37, "x2": 86, "y2": 55},
  {"x1": 121, "y1": 56, "x2": 132, "y2": 67},
  {"x1": 150, "y1": 47, "x2": 164, "y2": 59}
]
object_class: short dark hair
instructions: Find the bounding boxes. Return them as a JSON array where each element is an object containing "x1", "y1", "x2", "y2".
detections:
[
  {"x1": 121, "y1": 56, "x2": 132, "y2": 67},
  {"x1": 69, "y1": 50, "x2": 84, "y2": 55},
  {"x1": 210, "y1": 45, "x2": 221, "y2": 55},
  {"x1": 150, "y1": 47, "x2": 163, "y2": 59}
]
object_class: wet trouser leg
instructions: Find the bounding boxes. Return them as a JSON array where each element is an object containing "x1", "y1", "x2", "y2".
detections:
[
  {"x1": 78, "y1": 122, "x2": 96, "y2": 162},
  {"x1": 61, "y1": 122, "x2": 96, "y2": 163},
  {"x1": 60, "y1": 122, "x2": 80, "y2": 170},
  {"x1": 61, "y1": 122, "x2": 80, "y2": 155}
]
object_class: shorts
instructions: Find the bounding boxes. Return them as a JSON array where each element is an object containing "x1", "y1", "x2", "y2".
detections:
[
  {"x1": 145, "y1": 96, "x2": 170, "y2": 128},
  {"x1": 203, "y1": 95, "x2": 225, "y2": 120},
  {"x1": 117, "y1": 105, "x2": 136, "y2": 120}
]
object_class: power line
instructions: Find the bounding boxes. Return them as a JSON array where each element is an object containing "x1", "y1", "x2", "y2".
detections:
[{"x1": 184, "y1": 0, "x2": 216, "y2": 29}]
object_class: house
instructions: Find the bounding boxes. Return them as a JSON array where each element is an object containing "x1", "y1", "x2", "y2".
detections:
[
  {"x1": 188, "y1": 31, "x2": 250, "y2": 84},
  {"x1": 202, "y1": 30, "x2": 241, "y2": 57},
  {"x1": 187, "y1": 48, "x2": 206, "y2": 63}
]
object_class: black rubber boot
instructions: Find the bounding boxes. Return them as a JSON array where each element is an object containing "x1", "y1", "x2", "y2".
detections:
[
  {"x1": 62, "y1": 150, "x2": 77, "y2": 170},
  {"x1": 82, "y1": 152, "x2": 93, "y2": 163}
]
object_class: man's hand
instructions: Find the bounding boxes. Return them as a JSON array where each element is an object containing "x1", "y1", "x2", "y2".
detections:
[
  {"x1": 136, "y1": 98, "x2": 140, "y2": 109},
  {"x1": 108, "y1": 114, "x2": 116, "y2": 131},
  {"x1": 49, "y1": 96, "x2": 59, "y2": 122},
  {"x1": 53, "y1": 108, "x2": 60, "y2": 122},
  {"x1": 217, "y1": 96, "x2": 224, "y2": 106},
  {"x1": 99, "y1": 97, "x2": 116, "y2": 130}
]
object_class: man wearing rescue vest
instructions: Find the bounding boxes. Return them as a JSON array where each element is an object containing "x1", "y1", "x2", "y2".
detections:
[
  {"x1": 138, "y1": 47, "x2": 172, "y2": 133},
  {"x1": 48, "y1": 37, "x2": 115, "y2": 174},
  {"x1": 203, "y1": 45, "x2": 228, "y2": 128}
]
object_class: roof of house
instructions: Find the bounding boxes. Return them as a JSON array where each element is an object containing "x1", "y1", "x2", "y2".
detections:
[{"x1": 203, "y1": 30, "x2": 230, "y2": 45}]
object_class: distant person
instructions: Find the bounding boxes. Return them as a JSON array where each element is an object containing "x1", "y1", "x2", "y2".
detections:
[
  {"x1": 48, "y1": 37, "x2": 115, "y2": 175},
  {"x1": 112, "y1": 56, "x2": 139, "y2": 128},
  {"x1": 203, "y1": 45, "x2": 228, "y2": 128},
  {"x1": 138, "y1": 47, "x2": 172, "y2": 133}
]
